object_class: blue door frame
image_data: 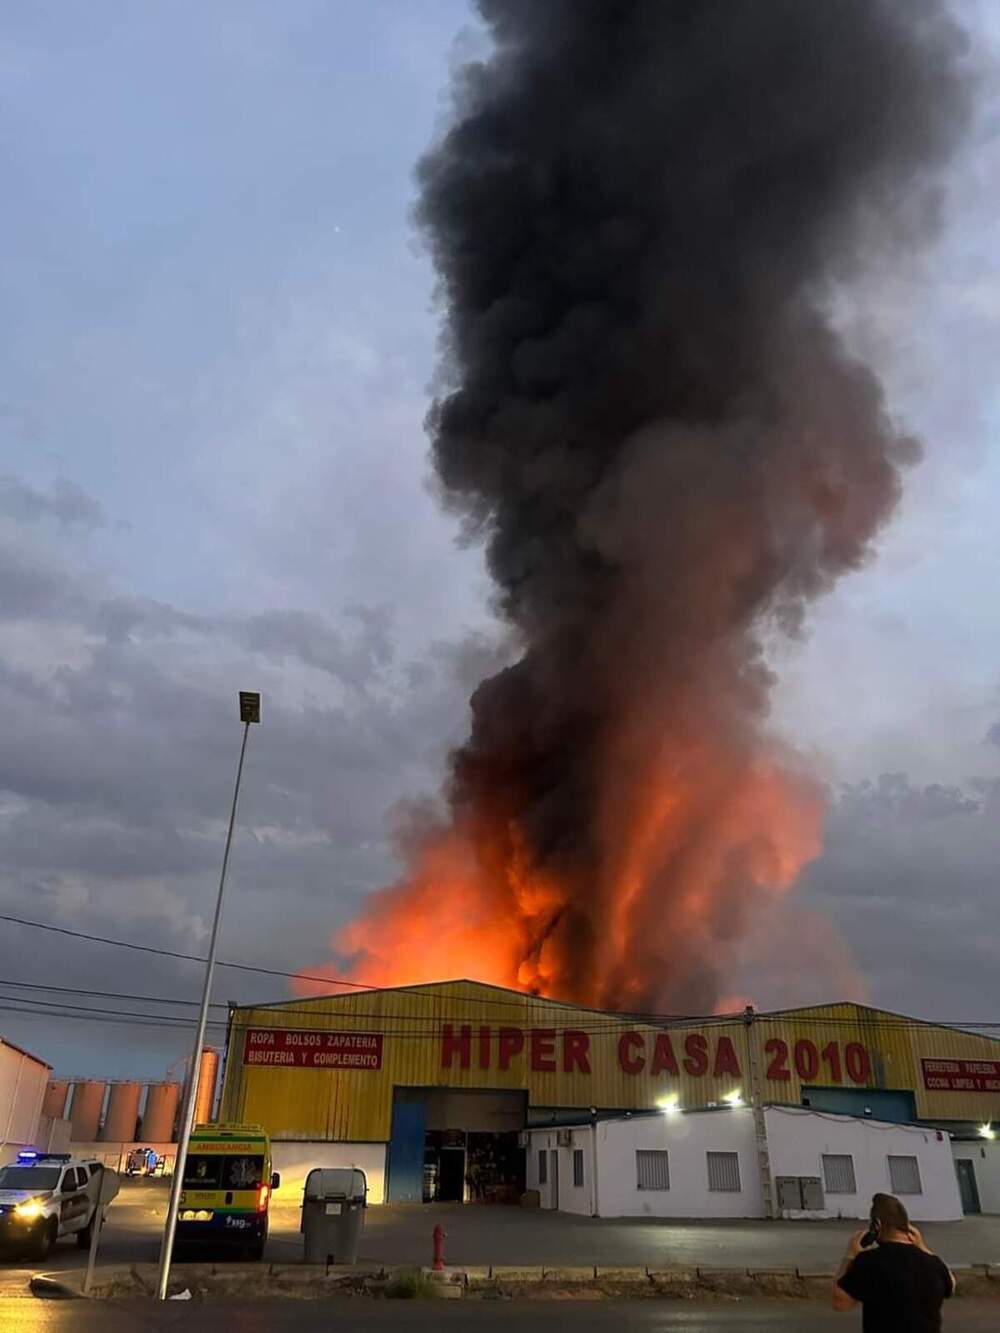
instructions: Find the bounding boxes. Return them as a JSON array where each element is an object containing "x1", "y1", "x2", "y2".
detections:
[{"x1": 386, "y1": 1091, "x2": 427, "y2": 1203}]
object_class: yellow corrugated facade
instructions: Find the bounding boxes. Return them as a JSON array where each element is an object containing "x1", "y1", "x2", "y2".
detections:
[
  {"x1": 219, "y1": 982, "x2": 1000, "y2": 1142},
  {"x1": 753, "y1": 1002, "x2": 1000, "y2": 1122}
]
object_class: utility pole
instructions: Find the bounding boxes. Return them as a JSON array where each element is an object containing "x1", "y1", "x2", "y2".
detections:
[
  {"x1": 156, "y1": 691, "x2": 260, "y2": 1300},
  {"x1": 743, "y1": 1004, "x2": 775, "y2": 1220}
]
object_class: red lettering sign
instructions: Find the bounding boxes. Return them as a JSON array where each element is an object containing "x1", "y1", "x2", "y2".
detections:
[
  {"x1": 794, "y1": 1040, "x2": 820, "y2": 1081},
  {"x1": 713, "y1": 1036, "x2": 741, "y2": 1079},
  {"x1": 441, "y1": 1024, "x2": 470, "y2": 1070},
  {"x1": 530, "y1": 1029, "x2": 557, "y2": 1073},
  {"x1": 652, "y1": 1034, "x2": 679, "y2": 1076},
  {"x1": 683, "y1": 1033, "x2": 708, "y2": 1077},
  {"x1": 497, "y1": 1028, "x2": 524, "y2": 1070},
  {"x1": 922, "y1": 1057, "x2": 1000, "y2": 1092},
  {"x1": 845, "y1": 1042, "x2": 871, "y2": 1084},
  {"x1": 619, "y1": 1032, "x2": 645, "y2": 1074},
  {"x1": 764, "y1": 1038, "x2": 791, "y2": 1081},
  {"x1": 242, "y1": 1028, "x2": 383, "y2": 1070},
  {"x1": 763, "y1": 1038, "x2": 870, "y2": 1086},
  {"x1": 563, "y1": 1030, "x2": 591, "y2": 1073},
  {"x1": 821, "y1": 1042, "x2": 843, "y2": 1083}
]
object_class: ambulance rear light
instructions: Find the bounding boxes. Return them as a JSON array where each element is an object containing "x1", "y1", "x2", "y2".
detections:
[{"x1": 256, "y1": 1182, "x2": 270, "y2": 1213}]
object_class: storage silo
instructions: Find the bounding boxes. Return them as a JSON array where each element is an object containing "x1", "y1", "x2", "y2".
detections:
[
  {"x1": 143, "y1": 1082, "x2": 181, "y2": 1142},
  {"x1": 193, "y1": 1048, "x2": 220, "y2": 1125},
  {"x1": 101, "y1": 1081, "x2": 141, "y2": 1142},
  {"x1": 69, "y1": 1081, "x2": 106, "y2": 1142},
  {"x1": 42, "y1": 1079, "x2": 70, "y2": 1120}
]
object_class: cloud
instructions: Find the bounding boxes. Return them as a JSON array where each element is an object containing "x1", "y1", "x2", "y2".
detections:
[
  {"x1": 0, "y1": 476, "x2": 484, "y2": 1076},
  {"x1": 0, "y1": 475, "x2": 105, "y2": 530},
  {"x1": 0, "y1": 471, "x2": 998, "y2": 1076},
  {"x1": 798, "y1": 768, "x2": 1000, "y2": 1016}
]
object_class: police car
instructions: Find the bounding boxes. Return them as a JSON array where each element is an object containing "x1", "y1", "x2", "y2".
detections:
[{"x1": 0, "y1": 1151, "x2": 103, "y2": 1259}]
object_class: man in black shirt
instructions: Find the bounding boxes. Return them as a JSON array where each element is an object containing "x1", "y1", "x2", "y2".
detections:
[{"x1": 832, "y1": 1192, "x2": 955, "y2": 1331}]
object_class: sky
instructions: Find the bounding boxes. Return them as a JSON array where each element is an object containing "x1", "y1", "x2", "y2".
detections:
[{"x1": 0, "y1": 0, "x2": 999, "y2": 1082}]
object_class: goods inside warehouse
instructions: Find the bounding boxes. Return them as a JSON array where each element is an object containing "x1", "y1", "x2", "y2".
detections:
[{"x1": 218, "y1": 981, "x2": 1000, "y2": 1213}]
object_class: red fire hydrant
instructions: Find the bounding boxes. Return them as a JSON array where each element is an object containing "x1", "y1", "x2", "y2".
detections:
[{"x1": 432, "y1": 1223, "x2": 446, "y2": 1272}]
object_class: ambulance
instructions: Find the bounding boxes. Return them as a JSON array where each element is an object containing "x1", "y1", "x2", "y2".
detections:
[{"x1": 176, "y1": 1124, "x2": 279, "y2": 1259}]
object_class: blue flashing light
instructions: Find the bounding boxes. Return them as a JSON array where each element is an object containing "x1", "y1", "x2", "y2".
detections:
[{"x1": 17, "y1": 1149, "x2": 38, "y2": 1162}]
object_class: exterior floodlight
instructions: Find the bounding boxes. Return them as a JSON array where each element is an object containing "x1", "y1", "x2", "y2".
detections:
[{"x1": 239, "y1": 691, "x2": 261, "y2": 724}]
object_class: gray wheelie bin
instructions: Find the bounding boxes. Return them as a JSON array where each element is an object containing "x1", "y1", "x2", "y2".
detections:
[{"x1": 301, "y1": 1167, "x2": 367, "y2": 1264}]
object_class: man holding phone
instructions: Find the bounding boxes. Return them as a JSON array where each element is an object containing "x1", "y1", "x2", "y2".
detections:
[{"x1": 832, "y1": 1192, "x2": 956, "y2": 1330}]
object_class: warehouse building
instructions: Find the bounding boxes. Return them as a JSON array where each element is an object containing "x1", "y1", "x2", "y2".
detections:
[
  {"x1": 218, "y1": 981, "x2": 1000, "y2": 1209},
  {"x1": 0, "y1": 1034, "x2": 53, "y2": 1164}
]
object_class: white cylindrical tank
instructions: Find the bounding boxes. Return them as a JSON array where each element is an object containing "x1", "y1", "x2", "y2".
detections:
[
  {"x1": 69, "y1": 1081, "x2": 107, "y2": 1142},
  {"x1": 42, "y1": 1079, "x2": 70, "y2": 1120},
  {"x1": 143, "y1": 1082, "x2": 181, "y2": 1142},
  {"x1": 194, "y1": 1048, "x2": 220, "y2": 1125},
  {"x1": 101, "y1": 1082, "x2": 142, "y2": 1142}
]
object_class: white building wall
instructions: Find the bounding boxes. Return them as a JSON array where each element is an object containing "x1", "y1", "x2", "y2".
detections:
[
  {"x1": 525, "y1": 1131, "x2": 592, "y2": 1215},
  {"x1": 529, "y1": 1106, "x2": 963, "y2": 1221},
  {"x1": 0, "y1": 1041, "x2": 49, "y2": 1163},
  {"x1": 529, "y1": 1107, "x2": 762, "y2": 1219},
  {"x1": 764, "y1": 1107, "x2": 962, "y2": 1222},
  {"x1": 952, "y1": 1141, "x2": 1000, "y2": 1214},
  {"x1": 270, "y1": 1142, "x2": 387, "y2": 1204},
  {"x1": 597, "y1": 1108, "x2": 761, "y2": 1218}
]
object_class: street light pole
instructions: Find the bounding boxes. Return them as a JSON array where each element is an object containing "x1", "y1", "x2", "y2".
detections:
[{"x1": 156, "y1": 691, "x2": 260, "y2": 1301}]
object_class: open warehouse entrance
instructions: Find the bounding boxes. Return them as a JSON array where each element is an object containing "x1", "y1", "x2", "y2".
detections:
[{"x1": 386, "y1": 1087, "x2": 527, "y2": 1203}]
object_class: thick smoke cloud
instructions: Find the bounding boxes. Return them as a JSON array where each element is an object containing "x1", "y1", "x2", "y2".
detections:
[{"x1": 332, "y1": 0, "x2": 969, "y2": 1012}]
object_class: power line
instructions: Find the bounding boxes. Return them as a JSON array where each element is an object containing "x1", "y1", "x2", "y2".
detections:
[
  {"x1": 0, "y1": 977, "x2": 225, "y2": 1009},
  {"x1": 5, "y1": 973, "x2": 1000, "y2": 1035},
  {"x1": 1, "y1": 980, "x2": 999, "y2": 1042},
  {"x1": 0, "y1": 912, "x2": 771, "y2": 1026},
  {"x1": 0, "y1": 990, "x2": 218, "y2": 1026},
  {"x1": 0, "y1": 976, "x2": 737, "y2": 1032},
  {"x1": 1, "y1": 989, "x2": 999, "y2": 1048},
  {"x1": 0, "y1": 1003, "x2": 226, "y2": 1030},
  {"x1": 1, "y1": 913, "x2": 999, "y2": 1038},
  {"x1": 0, "y1": 912, "x2": 602, "y2": 1016}
]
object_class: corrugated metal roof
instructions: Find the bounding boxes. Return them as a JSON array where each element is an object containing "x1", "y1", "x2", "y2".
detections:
[{"x1": 234, "y1": 977, "x2": 673, "y2": 1019}]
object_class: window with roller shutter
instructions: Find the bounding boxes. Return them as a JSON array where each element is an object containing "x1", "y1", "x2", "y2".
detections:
[
  {"x1": 706, "y1": 1151, "x2": 741, "y2": 1192},
  {"x1": 888, "y1": 1155, "x2": 922, "y2": 1195},
  {"x1": 822, "y1": 1154, "x2": 857, "y2": 1195},
  {"x1": 636, "y1": 1149, "x2": 670, "y2": 1190}
]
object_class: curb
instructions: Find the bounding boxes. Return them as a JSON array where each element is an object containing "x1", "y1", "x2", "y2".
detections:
[
  {"x1": 30, "y1": 1273, "x2": 86, "y2": 1300},
  {"x1": 34, "y1": 1259, "x2": 1000, "y2": 1303}
]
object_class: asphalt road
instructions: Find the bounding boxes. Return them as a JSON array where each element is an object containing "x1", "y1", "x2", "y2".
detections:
[
  {"x1": 3, "y1": 1300, "x2": 1000, "y2": 1333},
  {"x1": 2, "y1": 1182, "x2": 998, "y2": 1297}
]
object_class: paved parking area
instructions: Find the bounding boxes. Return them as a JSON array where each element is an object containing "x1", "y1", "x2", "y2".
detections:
[
  {"x1": 347, "y1": 1201, "x2": 1000, "y2": 1271},
  {"x1": 3, "y1": 1180, "x2": 998, "y2": 1294}
]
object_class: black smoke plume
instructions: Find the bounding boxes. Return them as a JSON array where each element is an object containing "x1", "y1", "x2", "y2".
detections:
[{"x1": 331, "y1": 0, "x2": 969, "y2": 1012}]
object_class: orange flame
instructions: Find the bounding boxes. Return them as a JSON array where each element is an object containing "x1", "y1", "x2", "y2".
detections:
[{"x1": 296, "y1": 728, "x2": 846, "y2": 1012}]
